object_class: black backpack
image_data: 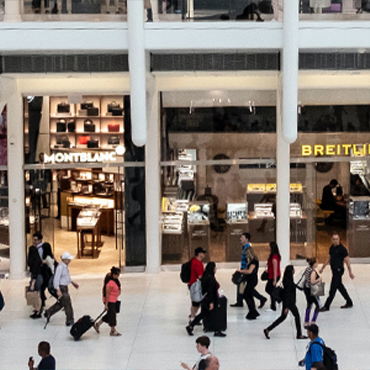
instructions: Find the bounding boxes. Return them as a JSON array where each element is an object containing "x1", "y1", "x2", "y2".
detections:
[
  {"x1": 180, "y1": 259, "x2": 193, "y2": 283},
  {"x1": 311, "y1": 341, "x2": 338, "y2": 370}
]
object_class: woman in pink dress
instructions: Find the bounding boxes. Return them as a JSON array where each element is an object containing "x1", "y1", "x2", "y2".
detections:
[{"x1": 94, "y1": 266, "x2": 122, "y2": 336}]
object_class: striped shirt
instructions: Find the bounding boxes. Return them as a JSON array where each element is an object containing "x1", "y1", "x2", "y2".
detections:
[{"x1": 304, "y1": 266, "x2": 312, "y2": 288}]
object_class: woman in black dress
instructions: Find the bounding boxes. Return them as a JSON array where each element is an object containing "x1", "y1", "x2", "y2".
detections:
[
  {"x1": 263, "y1": 265, "x2": 307, "y2": 339},
  {"x1": 186, "y1": 262, "x2": 226, "y2": 337}
]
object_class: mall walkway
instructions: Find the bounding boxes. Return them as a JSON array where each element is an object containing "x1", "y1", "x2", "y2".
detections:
[{"x1": 0, "y1": 264, "x2": 368, "y2": 370}]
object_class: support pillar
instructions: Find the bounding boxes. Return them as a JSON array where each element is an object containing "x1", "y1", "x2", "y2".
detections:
[
  {"x1": 3, "y1": 0, "x2": 22, "y2": 22},
  {"x1": 6, "y1": 79, "x2": 26, "y2": 279}
]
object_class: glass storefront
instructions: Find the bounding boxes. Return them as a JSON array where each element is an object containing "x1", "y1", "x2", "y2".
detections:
[{"x1": 23, "y1": 95, "x2": 145, "y2": 273}]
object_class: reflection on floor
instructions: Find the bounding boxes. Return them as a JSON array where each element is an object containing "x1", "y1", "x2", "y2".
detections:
[{"x1": 0, "y1": 265, "x2": 369, "y2": 370}]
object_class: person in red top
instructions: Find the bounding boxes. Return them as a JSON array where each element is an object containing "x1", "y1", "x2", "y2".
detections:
[
  {"x1": 189, "y1": 247, "x2": 206, "y2": 322},
  {"x1": 265, "y1": 242, "x2": 281, "y2": 311},
  {"x1": 94, "y1": 266, "x2": 122, "y2": 336}
]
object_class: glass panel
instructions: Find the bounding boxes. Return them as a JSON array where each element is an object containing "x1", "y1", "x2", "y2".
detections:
[
  {"x1": 0, "y1": 170, "x2": 9, "y2": 274},
  {"x1": 156, "y1": 0, "x2": 282, "y2": 21}
]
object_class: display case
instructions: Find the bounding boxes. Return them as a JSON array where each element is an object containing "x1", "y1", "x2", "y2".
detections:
[
  {"x1": 226, "y1": 203, "x2": 247, "y2": 223},
  {"x1": 290, "y1": 203, "x2": 302, "y2": 218},
  {"x1": 254, "y1": 203, "x2": 274, "y2": 218},
  {"x1": 162, "y1": 212, "x2": 184, "y2": 234},
  {"x1": 48, "y1": 95, "x2": 124, "y2": 151},
  {"x1": 177, "y1": 149, "x2": 196, "y2": 182},
  {"x1": 76, "y1": 207, "x2": 101, "y2": 228},
  {"x1": 162, "y1": 197, "x2": 189, "y2": 213},
  {"x1": 188, "y1": 202, "x2": 209, "y2": 224},
  {"x1": 349, "y1": 196, "x2": 370, "y2": 219},
  {"x1": 247, "y1": 183, "x2": 265, "y2": 192}
]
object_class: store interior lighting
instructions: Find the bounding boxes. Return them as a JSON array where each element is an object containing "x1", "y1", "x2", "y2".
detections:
[{"x1": 248, "y1": 100, "x2": 256, "y2": 114}]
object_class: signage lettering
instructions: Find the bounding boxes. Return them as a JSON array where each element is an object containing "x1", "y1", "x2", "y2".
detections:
[
  {"x1": 302, "y1": 144, "x2": 369, "y2": 157},
  {"x1": 44, "y1": 151, "x2": 117, "y2": 164}
]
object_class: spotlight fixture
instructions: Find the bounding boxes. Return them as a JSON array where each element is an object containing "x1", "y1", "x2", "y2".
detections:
[
  {"x1": 248, "y1": 100, "x2": 256, "y2": 114},
  {"x1": 189, "y1": 100, "x2": 194, "y2": 114}
]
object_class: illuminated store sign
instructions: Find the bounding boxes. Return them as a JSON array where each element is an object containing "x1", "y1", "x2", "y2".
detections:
[
  {"x1": 302, "y1": 144, "x2": 370, "y2": 157},
  {"x1": 44, "y1": 151, "x2": 117, "y2": 164}
]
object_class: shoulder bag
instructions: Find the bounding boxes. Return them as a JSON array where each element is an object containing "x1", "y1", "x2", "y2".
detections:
[
  {"x1": 190, "y1": 279, "x2": 206, "y2": 303},
  {"x1": 311, "y1": 281, "x2": 325, "y2": 296}
]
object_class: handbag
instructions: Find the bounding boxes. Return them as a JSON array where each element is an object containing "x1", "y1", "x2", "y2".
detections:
[
  {"x1": 56, "y1": 119, "x2": 66, "y2": 132},
  {"x1": 87, "y1": 107, "x2": 99, "y2": 116},
  {"x1": 84, "y1": 119, "x2": 96, "y2": 132},
  {"x1": 261, "y1": 270, "x2": 268, "y2": 281},
  {"x1": 57, "y1": 102, "x2": 70, "y2": 113},
  {"x1": 108, "y1": 123, "x2": 120, "y2": 132},
  {"x1": 57, "y1": 136, "x2": 71, "y2": 148},
  {"x1": 311, "y1": 282, "x2": 325, "y2": 297},
  {"x1": 115, "y1": 300, "x2": 121, "y2": 314},
  {"x1": 231, "y1": 271, "x2": 245, "y2": 285},
  {"x1": 272, "y1": 286, "x2": 283, "y2": 303},
  {"x1": 87, "y1": 139, "x2": 99, "y2": 148},
  {"x1": 81, "y1": 101, "x2": 93, "y2": 110},
  {"x1": 107, "y1": 101, "x2": 120, "y2": 112},
  {"x1": 296, "y1": 270, "x2": 306, "y2": 291},
  {"x1": 67, "y1": 120, "x2": 76, "y2": 133},
  {"x1": 25, "y1": 280, "x2": 41, "y2": 309},
  {"x1": 108, "y1": 136, "x2": 120, "y2": 145},
  {"x1": 190, "y1": 279, "x2": 206, "y2": 303},
  {"x1": 79, "y1": 136, "x2": 90, "y2": 145}
]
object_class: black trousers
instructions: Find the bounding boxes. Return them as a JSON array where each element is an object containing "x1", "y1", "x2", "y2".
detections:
[
  {"x1": 102, "y1": 302, "x2": 117, "y2": 327},
  {"x1": 266, "y1": 303, "x2": 302, "y2": 338},
  {"x1": 324, "y1": 268, "x2": 352, "y2": 309},
  {"x1": 304, "y1": 287, "x2": 320, "y2": 311},
  {"x1": 265, "y1": 276, "x2": 280, "y2": 310},
  {"x1": 243, "y1": 282, "x2": 259, "y2": 318}
]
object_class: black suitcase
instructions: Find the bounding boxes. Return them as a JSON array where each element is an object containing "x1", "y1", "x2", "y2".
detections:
[
  {"x1": 203, "y1": 296, "x2": 227, "y2": 332},
  {"x1": 70, "y1": 311, "x2": 105, "y2": 340}
]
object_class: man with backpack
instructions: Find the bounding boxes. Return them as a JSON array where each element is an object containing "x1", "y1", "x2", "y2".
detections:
[
  {"x1": 188, "y1": 247, "x2": 206, "y2": 322},
  {"x1": 299, "y1": 324, "x2": 338, "y2": 370}
]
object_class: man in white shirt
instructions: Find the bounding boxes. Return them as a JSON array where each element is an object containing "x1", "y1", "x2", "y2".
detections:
[
  {"x1": 44, "y1": 252, "x2": 79, "y2": 326},
  {"x1": 181, "y1": 336, "x2": 211, "y2": 370}
]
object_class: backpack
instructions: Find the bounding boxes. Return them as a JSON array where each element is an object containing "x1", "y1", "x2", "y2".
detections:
[
  {"x1": 180, "y1": 259, "x2": 192, "y2": 284},
  {"x1": 311, "y1": 341, "x2": 338, "y2": 370}
]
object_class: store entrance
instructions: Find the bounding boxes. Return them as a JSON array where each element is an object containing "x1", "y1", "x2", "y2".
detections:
[{"x1": 25, "y1": 166, "x2": 125, "y2": 274}]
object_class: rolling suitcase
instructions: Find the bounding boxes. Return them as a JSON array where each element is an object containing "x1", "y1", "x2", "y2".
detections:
[
  {"x1": 70, "y1": 310, "x2": 105, "y2": 340},
  {"x1": 203, "y1": 296, "x2": 227, "y2": 332}
]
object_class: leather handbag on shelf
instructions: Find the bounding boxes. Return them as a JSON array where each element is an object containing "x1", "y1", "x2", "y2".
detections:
[
  {"x1": 56, "y1": 119, "x2": 66, "y2": 132},
  {"x1": 108, "y1": 123, "x2": 120, "y2": 132},
  {"x1": 67, "y1": 120, "x2": 76, "y2": 133},
  {"x1": 84, "y1": 119, "x2": 96, "y2": 132},
  {"x1": 108, "y1": 136, "x2": 120, "y2": 145},
  {"x1": 107, "y1": 101, "x2": 123, "y2": 116},
  {"x1": 87, "y1": 107, "x2": 99, "y2": 116},
  {"x1": 87, "y1": 139, "x2": 99, "y2": 148},
  {"x1": 57, "y1": 136, "x2": 71, "y2": 148},
  {"x1": 81, "y1": 101, "x2": 93, "y2": 110},
  {"x1": 79, "y1": 136, "x2": 91, "y2": 145},
  {"x1": 57, "y1": 102, "x2": 70, "y2": 113}
]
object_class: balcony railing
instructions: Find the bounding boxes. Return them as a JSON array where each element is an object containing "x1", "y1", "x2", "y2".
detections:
[{"x1": 0, "y1": 0, "x2": 369, "y2": 22}]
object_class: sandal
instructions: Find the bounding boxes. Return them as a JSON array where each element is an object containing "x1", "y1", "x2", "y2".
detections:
[
  {"x1": 110, "y1": 331, "x2": 122, "y2": 336},
  {"x1": 93, "y1": 322, "x2": 100, "y2": 334}
]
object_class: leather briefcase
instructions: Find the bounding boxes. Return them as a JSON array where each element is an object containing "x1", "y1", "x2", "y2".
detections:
[
  {"x1": 87, "y1": 139, "x2": 99, "y2": 148},
  {"x1": 87, "y1": 107, "x2": 99, "y2": 116},
  {"x1": 81, "y1": 101, "x2": 93, "y2": 110},
  {"x1": 84, "y1": 119, "x2": 96, "y2": 132},
  {"x1": 57, "y1": 102, "x2": 70, "y2": 113},
  {"x1": 108, "y1": 136, "x2": 120, "y2": 145},
  {"x1": 107, "y1": 101, "x2": 120, "y2": 112},
  {"x1": 56, "y1": 119, "x2": 66, "y2": 132}
]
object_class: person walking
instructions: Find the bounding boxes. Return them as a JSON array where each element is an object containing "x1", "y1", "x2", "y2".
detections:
[
  {"x1": 189, "y1": 247, "x2": 206, "y2": 322},
  {"x1": 230, "y1": 232, "x2": 252, "y2": 307},
  {"x1": 186, "y1": 262, "x2": 226, "y2": 337},
  {"x1": 303, "y1": 258, "x2": 322, "y2": 327},
  {"x1": 44, "y1": 252, "x2": 79, "y2": 326},
  {"x1": 94, "y1": 266, "x2": 122, "y2": 336},
  {"x1": 299, "y1": 324, "x2": 325, "y2": 370},
  {"x1": 28, "y1": 341, "x2": 56, "y2": 370},
  {"x1": 239, "y1": 248, "x2": 266, "y2": 320},
  {"x1": 265, "y1": 242, "x2": 281, "y2": 311},
  {"x1": 38, "y1": 242, "x2": 56, "y2": 312},
  {"x1": 202, "y1": 356, "x2": 220, "y2": 370},
  {"x1": 263, "y1": 265, "x2": 307, "y2": 340},
  {"x1": 181, "y1": 336, "x2": 212, "y2": 370},
  {"x1": 319, "y1": 232, "x2": 354, "y2": 312}
]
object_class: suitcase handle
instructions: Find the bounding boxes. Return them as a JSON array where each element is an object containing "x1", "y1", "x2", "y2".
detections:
[{"x1": 94, "y1": 310, "x2": 107, "y2": 323}]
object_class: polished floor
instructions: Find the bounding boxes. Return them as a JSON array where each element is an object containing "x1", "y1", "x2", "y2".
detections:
[{"x1": 0, "y1": 263, "x2": 369, "y2": 370}]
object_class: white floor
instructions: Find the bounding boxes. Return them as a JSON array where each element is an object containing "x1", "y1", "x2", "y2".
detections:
[{"x1": 0, "y1": 264, "x2": 368, "y2": 370}]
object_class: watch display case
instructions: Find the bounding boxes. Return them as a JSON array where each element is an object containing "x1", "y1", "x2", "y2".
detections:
[
  {"x1": 188, "y1": 202, "x2": 210, "y2": 224},
  {"x1": 290, "y1": 203, "x2": 302, "y2": 218},
  {"x1": 162, "y1": 212, "x2": 184, "y2": 234},
  {"x1": 226, "y1": 203, "x2": 247, "y2": 222},
  {"x1": 177, "y1": 149, "x2": 197, "y2": 182},
  {"x1": 76, "y1": 207, "x2": 101, "y2": 228},
  {"x1": 349, "y1": 196, "x2": 370, "y2": 219},
  {"x1": 290, "y1": 183, "x2": 303, "y2": 192},
  {"x1": 247, "y1": 184, "x2": 265, "y2": 192},
  {"x1": 254, "y1": 203, "x2": 274, "y2": 218}
]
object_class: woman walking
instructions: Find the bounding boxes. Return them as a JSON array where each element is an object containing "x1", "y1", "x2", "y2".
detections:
[
  {"x1": 265, "y1": 242, "x2": 281, "y2": 311},
  {"x1": 239, "y1": 248, "x2": 266, "y2": 320},
  {"x1": 94, "y1": 266, "x2": 122, "y2": 336},
  {"x1": 263, "y1": 265, "x2": 307, "y2": 339},
  {"x1": 303, "y1": 258, "x2": 322, "y2": 328},
  {"x1": 186, "y1": 262, "x2": 226, "y2": 337}
]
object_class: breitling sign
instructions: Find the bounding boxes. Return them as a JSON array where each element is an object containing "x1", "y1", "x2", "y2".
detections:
[{"x1": 301, "y1": 144, "x2": 370, "y2": 157}]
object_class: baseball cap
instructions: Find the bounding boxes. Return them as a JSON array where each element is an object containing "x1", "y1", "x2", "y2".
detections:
[
  {"x1": 61, "y1": 252, "x2": 74, "y2": 260},
  {"x1": 195, "y1": 247, "x2": 207, "y2": 255}
]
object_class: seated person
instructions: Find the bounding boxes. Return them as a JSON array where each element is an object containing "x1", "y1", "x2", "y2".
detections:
[{"x1": 321, "y1": 179, "x2": 346, "y2": 224}]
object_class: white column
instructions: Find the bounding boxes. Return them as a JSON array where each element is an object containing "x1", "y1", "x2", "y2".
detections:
[
  {"x1": 145, "y1": 75, "x2": 161, "y2": 273},
  {"x1": 6, "y1": 79, "x2": 26, "y2": 279},
  {"x1": 3, "y1": 0, "x2": 22, "y2": 22},
  {"x1": 276, "y1": 0, "x2": 299, "y2": 266},
  {"x1": 127, "y1": 0, "x2": 147, "y2": 147}
]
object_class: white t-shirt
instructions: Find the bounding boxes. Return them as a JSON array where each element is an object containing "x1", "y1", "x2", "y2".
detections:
[{"x1": 193, "y1": 353, "x2": 211, "y2": 370}]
